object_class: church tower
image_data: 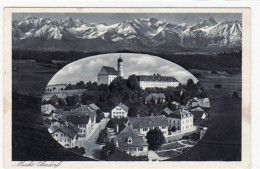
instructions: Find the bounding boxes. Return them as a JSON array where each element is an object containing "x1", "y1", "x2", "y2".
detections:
[{"x1": 117, "y1": 56, "x2": 123, "y2": 77}]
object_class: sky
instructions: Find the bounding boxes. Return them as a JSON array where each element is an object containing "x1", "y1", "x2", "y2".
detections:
[
  {"x1": 12, "y1": 13, "x2": 242, "y2": 25},
  {"x1": 48, "y1": 53, "x2": 198, "y2": 85}
]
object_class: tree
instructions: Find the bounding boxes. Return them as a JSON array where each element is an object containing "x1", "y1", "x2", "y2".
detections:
[
  {"x1": 146, "y1": 129, "x2": 165, "y2": 151},
  {"x1": 96, "y1": 109, "x2": 104, "y2": 123},
  {"x1": 57, "y1": 98, "x2": 66, "y2": 106},
  {"x1": 126, "y1": 74, "x2": 140, "y2": 90},
  {"x1": 171, "y1": 126, "x2": 177, "y2": 132},
  {"x1": 76, "y1": 81, "x2": 85, "y2": 89},
  {"x1": 100, "y1": 142, "x2": 116, "y2": 160},
  {"x1": 128, "y1": 105, "x2": 139, "y2": 117},
  {"x1": 96, "y1": 128, "x2": 109, "y2": 144},
  {"x1": 65, "y1": 95, "x2": 80, "y2": 106}
]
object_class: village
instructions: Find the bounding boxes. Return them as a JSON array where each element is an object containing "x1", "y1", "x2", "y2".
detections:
[{"x1": 41, "y1": 57, "x2": 210, "y2": 161}]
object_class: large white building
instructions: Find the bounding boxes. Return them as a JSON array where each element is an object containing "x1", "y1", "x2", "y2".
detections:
[
  {"x1": 98, "y1": 57, "x2": 123, "y2": 85},
  {"x1": 111, "y1": 103, "x2": 129, "y2": 118},
  {"x1": 137, "y1": 75, "x2": 179, "y2": 89},
  {"x1": 160, "y1": 107, "x2": 194, "y2": 132}
]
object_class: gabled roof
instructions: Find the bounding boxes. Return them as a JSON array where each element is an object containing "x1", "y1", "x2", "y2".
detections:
[
  {"x1": 145, "y1": 93, "x2": 166, "y2": 102},
  {"x1": 41, "y1": 104, "x2": 56, "y2": 114},
  {"x1": 66, "y1": 115, "x2": 90, "y2": 125},
  {"x1": 114, "y1": 127, "x2": 148, "y2": 150},
  {"x1": 88, "y1": 103, "x2": 100, "y2": 111},
  {"x1": 98, "y1": 66, "x2": 118, "y2": 75},
  {"x1": 191, "y1": 107, "x2": 205, "y2": 112},
  {"x1": 138, "y1": 75, "x2": 178, "y2": 82},
  {"x1": 115, "y1": 103, "x2": 129, "y2": 112},
  {"x1": 128, "y1": 115, "x2": 168, "y2": 129},
  {"x1": 171, "y1": 101, "x2": 180, "y2": 106},
  {"x1": 60, "y1": 122, "x2": 80, "y2": 138},
  {"x1": 48, "y1": 122, "x2": 61, "y2": 133},
  {"x1": 161, "y1": 107, "x2": 173, "y2": 115},
  {"x1": 61, "y1": 110, "x2": 93, "y2": 122},
  {"x1": 170, "y1": 109, "x2": 194, "y2": 119},
  {"x1": 50, "y1": 94, "x2": 60, "y2": 102}
]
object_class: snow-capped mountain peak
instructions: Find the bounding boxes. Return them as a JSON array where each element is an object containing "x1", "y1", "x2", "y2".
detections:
[{"x1": 12, "y1": 16, "x2": 242, "y2": 52}]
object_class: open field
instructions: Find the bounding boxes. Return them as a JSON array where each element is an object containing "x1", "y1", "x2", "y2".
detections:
[{"x1": 11, "y1": 53, "x2": 242, "y2": 161}]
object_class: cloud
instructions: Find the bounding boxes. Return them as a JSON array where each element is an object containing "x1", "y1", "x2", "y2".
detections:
[{"x1": 48, "y1": 53, "x2": 198, "y2": 85}]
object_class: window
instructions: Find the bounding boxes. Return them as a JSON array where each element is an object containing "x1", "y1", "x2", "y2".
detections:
[
  {"x1": 143, "y1": 127, "x2": 148, "y2": 131},
  {"x1": 139, "y1": 147, "x2": 143, "y2": 151},
  {"x1": 162, "y1": 125, "x2": 166, "y2": 129}
]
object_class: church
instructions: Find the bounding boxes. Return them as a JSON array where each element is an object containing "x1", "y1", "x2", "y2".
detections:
[{"x1": 97, "y1": 57, "x2": 123, "y2": 85}]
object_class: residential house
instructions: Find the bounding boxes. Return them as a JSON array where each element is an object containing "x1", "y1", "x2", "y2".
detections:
[
  {"x1": 145, "y1": 93, "x2": 166, "y2": 104},
  {"x1": 66, "y1": 115, "x2": 91, "y2": 139},
  {"x1": 186, "y1": 97, "x2": 210, "y2": 110},
  {"x1": 61, "y1": 110, "x2": 96, "y2": 132},
  {"x1": 137, "y1": 74, "x2": 179, "y2": 89},
  {"x1": 190, "y1": 107, "x2": 207, "y2": 122},
  {"x1": 114, "y1": 127, "x2": 149, "y2": 157},
  {"x1": 41, "y1": 104, "x2": 57, "y2": 115},
  {"x1": 127, "y1": 115, "x2": 169, "y2": 137},
  {"x1": 50, "y1": 122, "x2": 79, "y2": 148},
  {"x1": 160, "y1": 108, "x2": 194, "y2": 132},
  {"x1": 111, "y1": 103, "x2": 129, "y2": 118}
]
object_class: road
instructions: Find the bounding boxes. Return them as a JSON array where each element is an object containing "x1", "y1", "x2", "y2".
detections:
[{"x1": 75, "y1": 118, "x2": 109, "y2": 159}]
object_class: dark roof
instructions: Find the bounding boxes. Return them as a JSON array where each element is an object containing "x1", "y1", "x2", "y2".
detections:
[
  {"x1": 50, "y1": 94, "x2": 60, "y2": 102},
  {"x1": 66, "y1": 115, "x2": 90, "y2": 125},
  {"x1": 128, "y1": 115, "x2": 168, "y2": 129},
  {"x1": 138, "y1": 75, "x2": 178, "y2": 82},
  {"x1": 169, "y1": 109, "x2": 193, "y2": 119},
  {"x1": 116, "y1": 103, "x2": 129, "y2": 111},
  {"x1": 98, "y1": 66, "x2": 118, "y2": 75},
  {"x1": 145, "y1": 93, "x2": 166, "y2": 102},
  {"x1": 61, "y1": 110, "x2": 96, "y2": 123},
  {"x1": 60, "y1": 122, "x2": 79, "y2": 138},
  {"x1": 114, "y1": 127, "x2": 148, "y2": 150}
]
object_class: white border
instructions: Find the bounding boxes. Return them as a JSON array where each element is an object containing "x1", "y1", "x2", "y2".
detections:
[{"x1": 0, "y1": 1, "x2": 258, "y2": 169}]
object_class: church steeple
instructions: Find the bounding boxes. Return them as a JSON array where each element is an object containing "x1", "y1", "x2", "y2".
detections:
[{"x1": 118, "y1": 55, "x2": 123, "y2": 77}]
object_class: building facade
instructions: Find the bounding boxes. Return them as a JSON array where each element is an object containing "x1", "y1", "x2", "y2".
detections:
[
  {"x1": 138, "y1": 75, "x2": 179, "y2": 89},
  {"x1": 127, "y1": 115, "x2": 169, "y2": 137},
  {"x1": 111, "y1": 103, "x2": 129, "y2": 118},
  {"x1": 160, "y1": 108, "x2": 194, "y2": 132}
]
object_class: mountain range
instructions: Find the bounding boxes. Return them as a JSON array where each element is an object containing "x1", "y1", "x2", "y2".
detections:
[{"x1": 12, "y1": 16, "x2": 242, "y2": 53}]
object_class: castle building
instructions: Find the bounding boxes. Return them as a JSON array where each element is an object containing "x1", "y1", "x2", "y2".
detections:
[
  {"x1": 97, "y1": 57, "x2": 123, "y2": 85},
  {"x1": 137, "y1": 75, "x2": 179, "y2": 89}
]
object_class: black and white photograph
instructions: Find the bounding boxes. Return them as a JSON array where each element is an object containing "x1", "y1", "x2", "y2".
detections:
[{"x1": 6, "y1": 7, "x2": 250, "y2": 165}]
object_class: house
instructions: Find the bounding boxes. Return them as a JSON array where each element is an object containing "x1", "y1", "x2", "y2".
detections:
[
  {"x1": 41, "y1": 104, "x2": 57, "y2": 115},
  {"x1": 137, "y1": 74, "x2": 179, "y2": 89},
  {"x1": 170, "y1": 101, "x2": 180, "y2": 110},
  {"x1": 49, "y1": 94, "x2": 60, "y2": 104},
  {"x1": 190, "y1": 107, "x2": 207, "y2": 122},
  {"x1": 114, "y1": 127, "x2": 149, "y2": 157},
  {"x1": 127, "y1": 115, "x2": 169, "y2": 137},
  {"x1": 97, "y1": 57, "x2": 123, "y2": 85},
  {"x1": 50, "y1": 122, "x2": 79, "y2": 148},
  {"x1": 66, "y1": 115, "x2": 91, "y2": 139},
  {"x1": 145, "y1": 93, "x2": 166, "y2": 104},
  {"x1": 111, "y1": 103, "x2": 129, "y2": 118},
  {"x1": 160, "y1": 108, "x2": 194, "y2": 132},
  {"x1": 61, "y1": 110, "x2": 96, "y2": 128},
  {"x1": 186, "y1": 97, "x2": 210, "y2": 109}
]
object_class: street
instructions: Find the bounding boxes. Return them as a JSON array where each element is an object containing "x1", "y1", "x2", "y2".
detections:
[{"x1": 75, "y1": 118, "x2": 109, "y2": 159}]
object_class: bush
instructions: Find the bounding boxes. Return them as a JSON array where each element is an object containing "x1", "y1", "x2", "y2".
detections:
[{"x1": 97, "y1": 128, "x2": 109, "y2": 144}]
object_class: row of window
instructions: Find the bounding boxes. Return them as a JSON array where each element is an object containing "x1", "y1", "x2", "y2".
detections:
[
  {"x1": 78, "y1": 124, "x2": 87, "y2": 128},
  {"x1": 141, "y1": 125, "x2": 167, "y2": 132},
  {"x1": 113, "y1": 112, "x2": 125, "y2": 115},
  {"x1": 59, "y1": 139, "x2": 70, "y2": 143},
  {"x1": 128, "y1": 147, "x2": 144, "y2": 152}
]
